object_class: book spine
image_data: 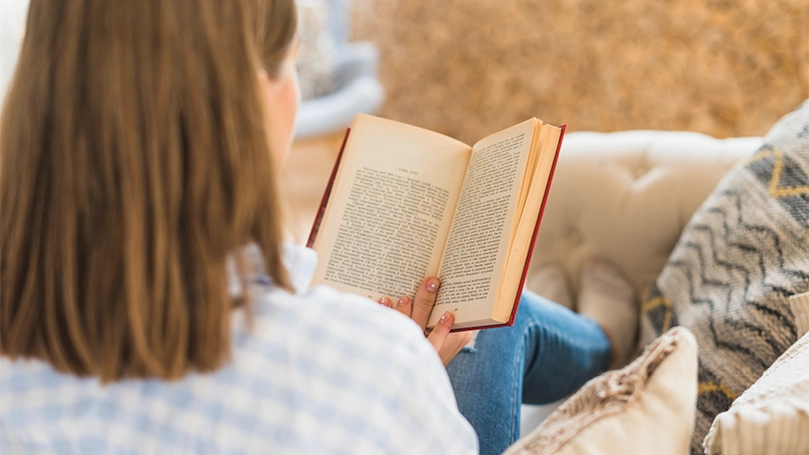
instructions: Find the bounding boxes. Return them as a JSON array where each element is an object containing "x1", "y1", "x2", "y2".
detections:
[
  {"x1": 504, "y1": 124, "x2": 567, "y2": 327},
  {"x1": 306, "y1": 129, "x2": 351, "y2": 248}
]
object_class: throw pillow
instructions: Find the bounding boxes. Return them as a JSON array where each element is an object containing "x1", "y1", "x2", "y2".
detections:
[
  {"x1": 638, "y1": 99, "x2": 809, "y2": 453},
  {"x1": 504, "y1": 327, "x2": 698, "y2": 455},
  {"x1": 703, "y1": 292, "x2": 809, "y2": 455}
]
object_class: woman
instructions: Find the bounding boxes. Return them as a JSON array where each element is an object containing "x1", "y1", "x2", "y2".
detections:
[{"x1": 0, "y1": 0, "x2": 627, "y2": 453}]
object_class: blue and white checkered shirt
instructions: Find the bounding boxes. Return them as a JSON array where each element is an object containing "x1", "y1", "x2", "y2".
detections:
[{"x1": 0, "y1": 244, "x2": 478, "y2": 454}]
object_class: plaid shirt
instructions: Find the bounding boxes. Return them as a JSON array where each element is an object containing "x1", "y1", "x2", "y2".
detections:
[{"x1": 0, "y1": 245, "x2": 478, "y2": 454}]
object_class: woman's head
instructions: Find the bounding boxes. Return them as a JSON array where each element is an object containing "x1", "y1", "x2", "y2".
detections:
[
  {"x1": 250, "y1": 0, "x2": 301, "y2": 167},
  {"x1": 0, "y1": 0, "x2": 297, "y2": 381}
]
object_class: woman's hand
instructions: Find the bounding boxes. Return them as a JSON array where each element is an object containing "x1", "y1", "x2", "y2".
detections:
[{"x1": 378, "y1": 277, "x2": 472, "y2": 366}]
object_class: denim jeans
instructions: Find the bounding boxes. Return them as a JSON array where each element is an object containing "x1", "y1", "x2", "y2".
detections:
[{"x1": 446, "y1": 290, "x2": 612, "y2": 455}]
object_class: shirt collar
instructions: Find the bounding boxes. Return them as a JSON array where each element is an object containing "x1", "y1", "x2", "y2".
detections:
[
  {"x1": 282, "y1": 243, "x2": 318, "y2": 294},
  {"x1": 228, "y1": 242, "x2": 318, "y2": 297}
]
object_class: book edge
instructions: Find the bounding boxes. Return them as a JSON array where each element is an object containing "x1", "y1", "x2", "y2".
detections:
[
  {"x1": 306, "y1": 128, "x2": 351, "y2": 248},
  {"x1": 506, "y1": 124, "x2": 567, "y2": 326},
  {"x1": 453, "y1": 124, "x2": 567, "y2": 332}
]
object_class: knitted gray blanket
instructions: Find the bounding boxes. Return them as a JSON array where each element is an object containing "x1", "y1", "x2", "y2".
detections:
[{"x1": 639, "y1": 99, "x2": 809, "y2": 454}]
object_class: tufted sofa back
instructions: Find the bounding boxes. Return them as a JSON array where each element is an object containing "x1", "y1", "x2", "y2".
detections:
[{"x1": 528, "y1": 131, "x2": 763, "y2": 298}]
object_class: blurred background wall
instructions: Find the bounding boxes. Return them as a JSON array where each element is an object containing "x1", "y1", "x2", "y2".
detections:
[
  {"x1": 2, "y1": 0, "x2": 807, "y2": 143},
  {"x1": 353, "y1": 0, "x2": 809, "y2": 144},
  {"x1": 0, "y1": 0, "x2": 25, "y2": 97}
]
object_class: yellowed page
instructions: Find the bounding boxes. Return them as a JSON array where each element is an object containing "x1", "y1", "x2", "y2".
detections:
[
  {"x1": 506, "y1": 119, "x2": 544, "y2": 249},
  {"x1": 311, "y1": 114, "x2": 471, "y2": 301},
  {"x1": 493, "y1": 124, "x2": 562, "y2": 321},
  {"x1": 431, "y1": 119, "x2": 536, "y2": 328}
]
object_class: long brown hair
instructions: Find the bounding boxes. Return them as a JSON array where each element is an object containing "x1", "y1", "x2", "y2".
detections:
[{"x1": 0, "y1": 0, "x2": 296, "y2": 381}]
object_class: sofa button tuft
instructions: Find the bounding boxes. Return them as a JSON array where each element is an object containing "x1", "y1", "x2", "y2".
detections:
[{"x1": 566, "y1": 229, "x2": 584, "y2": 246}]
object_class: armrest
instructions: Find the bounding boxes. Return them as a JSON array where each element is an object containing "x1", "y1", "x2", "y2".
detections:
[{"x1": 529, "y1": 131, "x2": 763, "y2": 297}]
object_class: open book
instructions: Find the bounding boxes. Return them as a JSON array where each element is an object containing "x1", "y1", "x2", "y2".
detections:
[{"x1": 307, "y1": 114, "x2": 565, "y2": 330}]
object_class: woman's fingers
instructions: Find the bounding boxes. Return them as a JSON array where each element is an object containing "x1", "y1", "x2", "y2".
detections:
[
  {"x1": 379, "y1": 295, "x2": 413, "y2": 316},
  {"x1": 427, "y1": 312, "x2": 453, "y2": 353},
  {"x1": 379, "y1": 280, "x2": 468, "y2": 365},
  {"x1": 394, "y1": 296, "x2": 412, "y2": 318},
  {"x1": 411, "y1": 277, "x2": 440, "y2": 329},
  {"x1": 427, "y1": 312, "x2": 471, "y2": 365}
]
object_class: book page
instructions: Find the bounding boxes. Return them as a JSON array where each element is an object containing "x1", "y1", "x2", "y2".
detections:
[
  {"x1": 432, "y1": 119, "x2": 536, "y2": 327},
  {"x1": 493, "y1": 124, "x2": 562, "y2": 322},
  {"x1": 311, "y1": 115, "x2": 471, "y2": 301}
]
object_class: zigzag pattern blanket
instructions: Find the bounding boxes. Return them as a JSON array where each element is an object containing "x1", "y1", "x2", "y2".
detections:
[{"x1": 639, "y1": 100, "x2": 809, "y2": 454}]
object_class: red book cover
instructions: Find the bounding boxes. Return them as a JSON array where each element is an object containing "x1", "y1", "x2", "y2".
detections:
[
  {"x1": 306, "y1": 128, "x2": 350, "y2": 248},
  {"x1": 307, "y1": 124, "x2": 566, "y2": 331}
]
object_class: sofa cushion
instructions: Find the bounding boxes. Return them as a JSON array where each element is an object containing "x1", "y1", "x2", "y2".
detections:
[
  {"x1": 703, "y1": 292, "x2": 809, "y2": 454},
  {"x1": 504, "y1": 327, "x2": 698, "y2": 455},
  {"x1": 638, "y1": 99, "x2": 809, "y2": 453},
  {"x1": 527, "y1": 132, "x2": 761, "y2": 299}
]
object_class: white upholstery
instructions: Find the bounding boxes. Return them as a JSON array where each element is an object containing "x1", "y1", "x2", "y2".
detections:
[
  {"x1": 520, "y1": 130, "x2": 763, "y2": 434},
  {"x1": 528, "y1": 130, "x2": 763, "y2": 298}
]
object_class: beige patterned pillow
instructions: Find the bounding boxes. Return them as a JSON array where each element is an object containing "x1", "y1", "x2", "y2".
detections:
[
  {"x1": 638, "y1": 99, "x2": 809, "y2": 453},
  {"x1": 505, "y1": 327, "x2": 698, "y2": 455},
  {"x1": 703, "y1": 292, "x2": 809, "y2": 455}
]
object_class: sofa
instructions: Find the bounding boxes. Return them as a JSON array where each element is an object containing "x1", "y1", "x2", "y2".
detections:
[
  {"x1": 517, "y1": 101, "x2": 809, "y2": 455},
  {"x1": 520, "y1": 130, "x2": 763, "y2": 435}
]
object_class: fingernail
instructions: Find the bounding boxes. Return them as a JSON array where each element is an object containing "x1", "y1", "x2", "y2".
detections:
[
  {"x1": 426, "y1": 278, "x2": 439, "y2": 293},
  {"x1": 378, "y1": 297, "x2": 391, "y2": 308},
  {"x1": 397, "y1": 297, "x2": 408, "y2": 307},
  {"x1": 440, "y1": 312, "x2": 451, "y2": 323}
]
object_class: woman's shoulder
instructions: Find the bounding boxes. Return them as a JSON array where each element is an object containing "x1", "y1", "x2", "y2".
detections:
[
  {"x1": 245, "y1": 283, "x2": 434, "y2": 364},
  {"x1": 0, "y1": 282, "x2": 475, "y2": 453},
  {"x1": 239, "y1": 243, "x2": 430, "y2": 357},
  {"x1": 228, "y1": 285, "x2": 476, "y2": 452}
]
